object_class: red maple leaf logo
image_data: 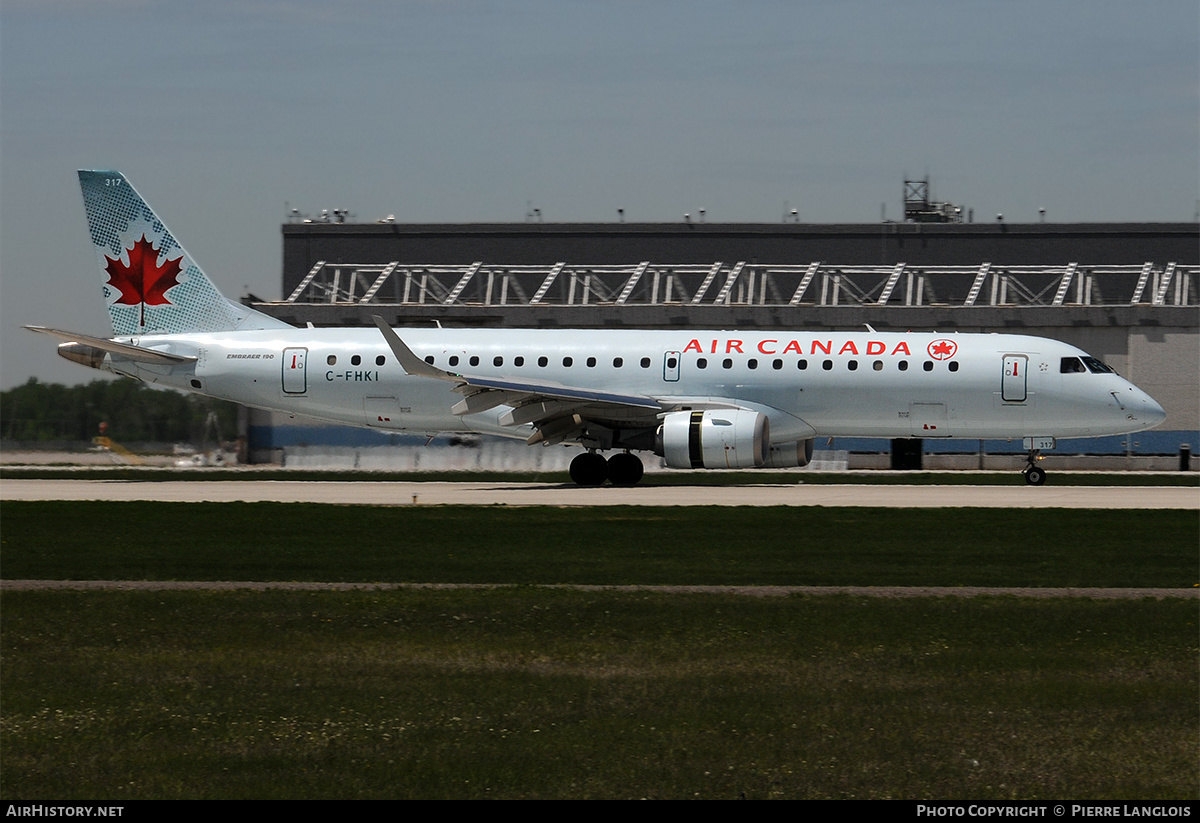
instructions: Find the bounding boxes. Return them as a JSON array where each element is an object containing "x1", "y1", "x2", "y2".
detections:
[
  {"x1": 104, "y1": 235, "x2": 183, "y2": 327},
  {"x1": 927, "y1": 339, "x2": 957, "y2": 360}
]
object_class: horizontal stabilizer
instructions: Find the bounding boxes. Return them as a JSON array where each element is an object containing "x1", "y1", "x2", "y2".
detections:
[{"x1": 24, "y1": 326, "x2": 197, "y2": 365}]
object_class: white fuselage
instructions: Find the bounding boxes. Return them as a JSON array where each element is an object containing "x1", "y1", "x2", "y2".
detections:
[{"x1": 102, "y1": 327, "x2": 1165, "y2": 445}]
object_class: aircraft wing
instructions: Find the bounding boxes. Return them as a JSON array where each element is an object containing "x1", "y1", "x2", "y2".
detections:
[
  {"x1": 24, "y1": 326, "x2": 197, "y2": 365},
  {"x1": 373, "y1": 316, "x2": 665, "y2": 443},
  {"x1": 453, "y1": 374, "x2": 662, "y2": 410}
]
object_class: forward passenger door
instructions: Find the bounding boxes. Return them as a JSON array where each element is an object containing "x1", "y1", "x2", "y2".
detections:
[{"x1": 1002, "y1": 355, "x2": 1028, "y2": 403}]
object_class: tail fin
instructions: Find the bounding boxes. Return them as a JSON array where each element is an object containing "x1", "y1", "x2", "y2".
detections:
[{"x1": 78, "y1": 170, "x2": 290, "y2": 336}]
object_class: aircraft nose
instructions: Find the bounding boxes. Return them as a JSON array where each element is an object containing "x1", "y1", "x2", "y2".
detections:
[
  {"x1": 1141, "y1": 393, "x2": 1166, "y2": 429},
  {"x1": 1123, "y1": 386, "x2": 1166, "y2": 430}
]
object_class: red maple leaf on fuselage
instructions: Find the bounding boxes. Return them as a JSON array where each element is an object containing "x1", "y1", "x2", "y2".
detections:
[
  {"x1": 104, "y1": 235, "x2": 184, "y2": 327},
  {"x1": 930, "y1": 341, "x2": 955, "y2": 357}
]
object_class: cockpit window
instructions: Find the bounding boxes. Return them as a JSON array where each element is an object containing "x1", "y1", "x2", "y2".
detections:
[
  {"x1": 1060, "y1": 357, "x2": 1086, "y2": 373},
  {"x1": 1081, "y1": 356, "x2": 1116, "y2": 375}
]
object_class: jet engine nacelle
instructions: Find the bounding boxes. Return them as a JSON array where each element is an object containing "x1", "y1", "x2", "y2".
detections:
[
  {"x1": 658, "y1": 409, "x2": 769, "y2": 469},
  {"x1": 765, "y1": 438, "x2": 815, "y2": 468}
]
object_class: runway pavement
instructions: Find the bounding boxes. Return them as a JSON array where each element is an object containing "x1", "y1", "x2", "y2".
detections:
[{"x1": 2, "y1": 478, "x2": 1197, "y2": 508}]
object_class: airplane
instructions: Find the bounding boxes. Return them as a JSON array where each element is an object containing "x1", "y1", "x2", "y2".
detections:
[{"x1": 27, "y1": 170, "x2": 1166, "y2": 486}]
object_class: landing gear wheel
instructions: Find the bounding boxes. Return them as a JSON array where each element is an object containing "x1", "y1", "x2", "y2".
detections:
[
  {"x1": 569, "y1": 452, "x2": 608, "y2": 486},
  {"x1": 1022, "y1": 447, "x2": 1047, "y2": 486},
  {"x1": 606, "y1": 452, "x2": 644, "y2": 486}
]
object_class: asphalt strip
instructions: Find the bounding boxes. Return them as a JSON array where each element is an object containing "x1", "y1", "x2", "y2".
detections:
[{"x1": 1, "y1": 580, "x2": 1195, "y2": 598}]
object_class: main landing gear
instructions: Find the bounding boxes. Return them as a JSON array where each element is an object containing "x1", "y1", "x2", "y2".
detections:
[
  {"x1": 1022, "y1": 450, "x2": 1047, "y2": 486},
  {"x1": 569, "y1": 450, "x2": 645, "y2": 487}
]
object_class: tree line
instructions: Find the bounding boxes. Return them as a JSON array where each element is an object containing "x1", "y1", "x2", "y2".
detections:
[{"x1": 2, "y1": 377, "x2": 240, "y2": 444}]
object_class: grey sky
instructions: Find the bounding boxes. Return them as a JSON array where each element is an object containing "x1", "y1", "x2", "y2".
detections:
[{"x1": 2, "y1": 0, "x2": 1197, "y2": 388}]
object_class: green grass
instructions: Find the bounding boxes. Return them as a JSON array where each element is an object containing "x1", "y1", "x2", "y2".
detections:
[
  {"x1": 1, "y1": 502, "x2": 1196, "y2": 587},
  {"x1": 1, "y1": 589, "x2": 1195, "y2": 800},
  {"x1": 2, "y1": 500, "x2": 1196, "y2": 798}
]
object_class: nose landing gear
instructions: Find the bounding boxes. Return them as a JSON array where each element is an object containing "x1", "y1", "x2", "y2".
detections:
[
  {"x1": 569, "y1": 450, "x2": 645, "y2": 486},
  {"x1": 1023, "y1": 450, "x2": 1047, "y2": 486}
]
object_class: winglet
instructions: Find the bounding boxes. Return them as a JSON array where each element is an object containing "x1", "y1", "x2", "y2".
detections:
[{"x1": 371, "y1": 316, "x2": 456, "y2": 380}]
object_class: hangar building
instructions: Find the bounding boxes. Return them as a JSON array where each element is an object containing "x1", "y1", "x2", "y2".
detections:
[{"x1": 244, "y1": 220, "x2": 1198, "y2": 468}]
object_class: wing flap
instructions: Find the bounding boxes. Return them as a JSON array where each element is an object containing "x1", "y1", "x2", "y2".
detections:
[{"x1": 456, "y1": 374, "x2": 662, "y2": 410}]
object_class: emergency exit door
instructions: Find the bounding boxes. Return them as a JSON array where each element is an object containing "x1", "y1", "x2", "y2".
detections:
[{"x1": 663, "y1": 351, "x2": 680, "y2": 382}]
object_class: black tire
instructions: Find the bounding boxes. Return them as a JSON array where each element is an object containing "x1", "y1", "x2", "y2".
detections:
[
  {"x1": 1025, "y1": 466, "x2": 1047, "y2": 486},
  {"x1": 569, "y1": 452, "x2": 608, "y2": 486},
  {"x1": 606, "y1": 452, "x2": 645, "y2": 486}
]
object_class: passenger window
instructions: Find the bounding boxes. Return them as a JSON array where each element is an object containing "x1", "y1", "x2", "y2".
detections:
[
  {"x1": 563, "y1": 357, "x2": 573, "y2": 367},
  {"x1": 613, "y1": 357, "x2": 623, "y2": 367},
  {"x1": 1060, "y1": 357, "x2": 1086, "y2": 373},
  {"x1": 469, "y1": 356, "x2": 480, "y2": 367},
  {"x1": 449, "y1": 355, "x2": 459, "y2": 367},
  {"x1": 923, "y1": 361, "x2": 933, "y2": 371},
  {"x1": 640, "y1": 357, "x2": 651, "y2": 368},
  {"x1": 667, "y1": 356, "x2": 677, "y2": 369},
  {"x1": 722, "y1": 358, "x2": 733, "y2": 369},
  {"x1": 587, "y1": 357, "x2": 597, "y2": 367},
  {"x1": 351, "y1": 355, "x2": 361, "y2": 366},
  {"x1": 747, "y1": 358, "x2": 758, "y2": 370},
  {"x1": 949, "y1": 361, "x2": 960, "y2": 372},
  {"x1": 872, "y1": 360, "x2": 883, "y2": 371},
  {"x1": 772, "y1": 359, "x2": 783, "y2": 370},
  {"x1": 376, "y1": 355, "x2": 386, "y2": 366},
  {"x1": 424, "y1": 356, "x2": 434, "y2": 365},
  {"x1": 847, "y1": 360, "x2": 858, "y2": 371},
  {"x1": 697, "y1": 358, "x2": 707, "y2": 369},
  {"x1": 514, "y1": 356, "x2": 524, "y2": 367},
  {"x1": 538, "y1": 356, "x2": 548, "y2": 367},
  {"x1": 822, "y1": 360, "x2": 833, "y2": 371},
  {"x1": 898, "y1": 361, "x2": 909, "y2": 372},
  {"x1": 493, "y1": 356, "x2": 503, "y2": 367},
  {"x1": 798, "y1": 359, "x2": 808, "y2": 370},
  {"x1": 327, "y1": 355, "x2": 337, "y2": 366}
]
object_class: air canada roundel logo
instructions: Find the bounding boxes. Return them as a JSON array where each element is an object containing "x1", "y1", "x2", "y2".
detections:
[{"x1": 927, "y1": 338, "x2": 958, "y2": 360}]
